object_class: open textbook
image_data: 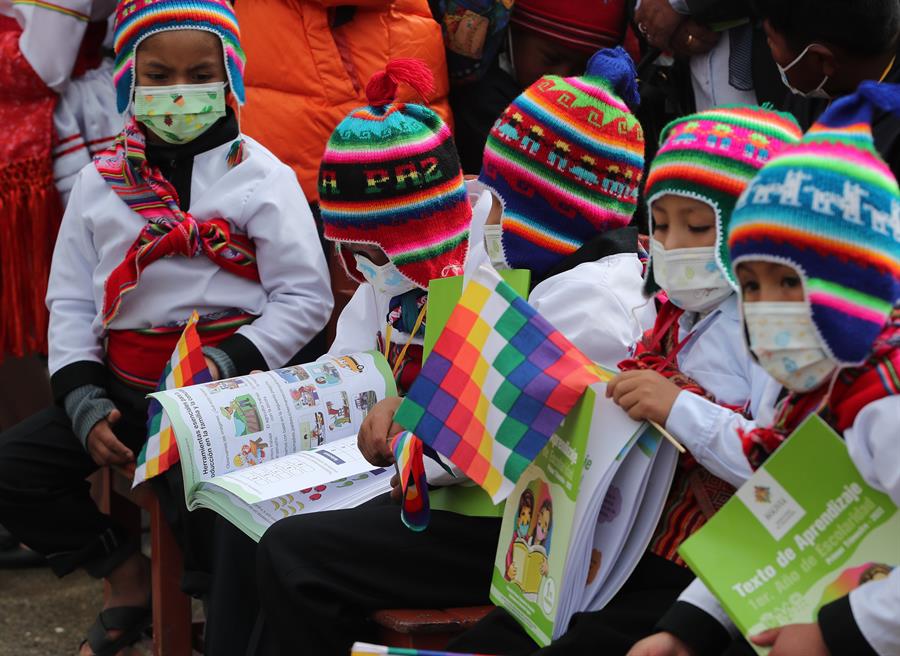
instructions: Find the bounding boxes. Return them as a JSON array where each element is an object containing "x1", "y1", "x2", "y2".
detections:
[
  {"x1": 490, "y1": 380, "x2": 678, "y2": 646},
  {"x1": 150, "y1": 351, "x2": 397, "y2": 541},
  {"x1": 679, "y1": 415, "x2": 900, "y2": 653}
]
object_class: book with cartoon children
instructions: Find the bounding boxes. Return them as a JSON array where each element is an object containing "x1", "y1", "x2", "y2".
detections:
[
  {"x1": 150, "y1": 351, "x2": 398, "y2": 541},
  {"x1": 490, "y1": 380, "x2": 678, "y2": 646},
  {"x1": 678, "y1": 415, "x2": 900, "y2": 653}
]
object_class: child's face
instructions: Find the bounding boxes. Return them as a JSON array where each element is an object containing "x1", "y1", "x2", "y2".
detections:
[
  {"x1": 517, "y1": 506, "x2": 532, "y2": 530},
  {"x1": 135, "y1": 29, "x2": 227, "y2": 87},
  {"x1": 736, "y1": 261, "x2": 804, "y2": 303},
  {"x1": 348, "y1": 244, "x2": 389, "y2": 266},
  {"x1": 650, "y1": 194, "x2": 717, "y2": 250}
]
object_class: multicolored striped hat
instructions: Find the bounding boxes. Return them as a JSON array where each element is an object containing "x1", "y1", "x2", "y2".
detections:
[
  {"x1": 478, "y1": 47, "x2": 645, "y2": 276},
  {"x1": 113, "y1": 0, "x2": 246, "y2": 113},
  {"x1": 643, "y1": 105, "x2": 802, "y2": 293},
  {"x1": 729, "y1": 82, "x2": 900, "y2": 366},
  {"x1": 318, "y1": 59, "x2": 471, "y2": 291}
]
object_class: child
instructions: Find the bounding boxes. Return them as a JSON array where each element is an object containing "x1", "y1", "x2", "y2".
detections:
[
  {"x1": 631, "y1": 83, "x2": 900, "y2": 656},
  {"x1": 249, "y1": 49, "x2": 657, "y2": 656},
  {"x1": 448, "y1": 105, "x2": 804, "y2": 655},
  {"x1": 0, "y1": 1, "x2": 331, "y2": 653}
]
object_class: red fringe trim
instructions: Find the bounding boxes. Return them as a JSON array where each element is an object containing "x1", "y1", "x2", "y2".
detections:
[{"x1": 0, "y1": 156, "x2": 63, "y2": 360}]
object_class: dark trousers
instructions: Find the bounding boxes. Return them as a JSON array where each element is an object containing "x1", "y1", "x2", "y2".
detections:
[
  {"x1": 0, "y1": 374, "x2": 213, "y2": 589},
  {"x1": 448, "y1": 553, "x2": 695, "y2": 656},
  {"x1": 253, "y1": 494, "x2": 502, "y2": 656}
]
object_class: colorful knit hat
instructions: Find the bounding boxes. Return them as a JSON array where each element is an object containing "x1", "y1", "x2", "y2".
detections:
[
  {"x1": 318, "y1": 59, "x2": 471, "y2": 291},
  {"x1": 729, "y1": 82, "x2": 900, "y2": 367},
  {"x1": 478, "y1": 47, "x2": 644, "y2": 276},
  {"x1": 113, "y1": 0, "x2": 246, "y2": 113},
  {"x1": 643, "y1": 105, "x2": 803, "y2": 293},
  {"x1": 511, "y1": 0, "x2": 628, "y2": 54}
]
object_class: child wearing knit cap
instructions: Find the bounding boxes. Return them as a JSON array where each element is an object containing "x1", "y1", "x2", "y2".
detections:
[
  {"x1": 448, "y1": 105, "x2": 804, "y2": 655},
  {"x1": 631, "y1": 82, "x2": 900, "y2": 656},
  {"x1": 0, "y1": 1, "x2": 331, "y2": 653}
]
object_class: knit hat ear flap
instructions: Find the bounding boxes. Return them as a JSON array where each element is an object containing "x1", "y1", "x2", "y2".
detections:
[
  {"x1": 319, "y1": 59, "x2": 471, "y2": 291},
  {"x1": 729, "y1": 81, "x2": 900, "y2": 366}
]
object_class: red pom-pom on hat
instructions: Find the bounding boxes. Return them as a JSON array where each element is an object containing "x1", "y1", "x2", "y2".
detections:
[{"x1": 365, "y1": 58, "x2": 435, "y2": 107}]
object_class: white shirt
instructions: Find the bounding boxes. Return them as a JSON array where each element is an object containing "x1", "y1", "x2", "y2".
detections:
[
  {"x1": 665, "y1": 294, "x2": 782, "y2": 487},
  {"x1": 47, "y1": 135, "x2": 333, "y2": 374},
  {"x1": 678, "y1": 395, "x2": 900, "y2": 655}
]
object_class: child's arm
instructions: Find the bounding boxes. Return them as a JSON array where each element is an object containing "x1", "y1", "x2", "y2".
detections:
[
  {"x1": 326, "y1": 284, "x2": 380, "y2": 358},
  {"x1": 229, "y1": 164, "x2": 333, "y2": 371}
]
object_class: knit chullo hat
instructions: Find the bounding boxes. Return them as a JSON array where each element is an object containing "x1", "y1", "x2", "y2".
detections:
[
  {"x1": 478, "y1": 47, "x2": 645, "y2": 276},
  {"x1": 643, "y1": 105, "x2": 803, "y2": 294},
  {"x1": 729, "y1": 81, "x2": 900, "y2": 367},
  {"x1": 113, "y1": 0, "x2": 246, "y2": 113},
  {"x1": 318, "y1": 59, "x2": 471, "y2": 291}
]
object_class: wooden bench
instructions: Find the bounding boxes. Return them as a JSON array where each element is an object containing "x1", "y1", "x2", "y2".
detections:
[
  {"x1": 372, "y1": 606, "x2": 494, "y2": 649},
  {"x1": 98, "y1": 465, "x2": 195, "y2": 656}
]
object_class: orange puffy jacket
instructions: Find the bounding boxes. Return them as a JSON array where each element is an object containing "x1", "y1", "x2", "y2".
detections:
[{"x1": 236, "y1": 0, "x2": 452, "y2": 203}]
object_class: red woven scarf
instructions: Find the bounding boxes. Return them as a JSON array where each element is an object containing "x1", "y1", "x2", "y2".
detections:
[{"x1": 94, "y1": 118, "x2": 259, "y2": 326}]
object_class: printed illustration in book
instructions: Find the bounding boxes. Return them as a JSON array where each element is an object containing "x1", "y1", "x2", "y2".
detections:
[
  {"x1": 490, "y1": 382, "x2": 677, "y2": 647},
  {"x1": 152, "y1": 351, "x2": 398, "y2": 541},
  {"x1": 679, "y1": 415, "x2": 900, "y2": 653}
]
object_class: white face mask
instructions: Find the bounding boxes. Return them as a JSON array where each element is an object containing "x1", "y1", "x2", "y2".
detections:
[
  {"x1": 483, "y1": 224, "x2": 510, "y2": 270},
  {"x1": 353, "y1": 253, "x2": 417, "y2": 298},
  {"x1": 743, "y1": 302, "x2": 837, "y2": 392},
  {"x1": 651, "y1": 239, "x2": 733, "y2": 313},
  {"x1": 776, "y1": 44, "x2": 832, "y2": 99}
]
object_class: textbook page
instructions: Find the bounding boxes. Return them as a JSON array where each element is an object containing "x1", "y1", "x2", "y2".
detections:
[
  {"x1": 151, "y1": 351, "x2": 396, "y2": 494},
  {"x1": 679, "y1": 415, "x2": 900, "y2": 653}
]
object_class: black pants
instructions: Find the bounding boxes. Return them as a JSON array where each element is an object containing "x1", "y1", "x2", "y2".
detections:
[
  {"x1": 0, "y1": 374, "x2": 213, "y2": 589},
  {"x1": 253, "y1": 494, "x2": 502, "y2": 656},
  {"x1": 448, "y1": 553, "x2": 695, "y2": 656}
]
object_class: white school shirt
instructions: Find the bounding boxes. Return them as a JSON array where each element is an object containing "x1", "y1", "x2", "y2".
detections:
[
  {"x1": 678, "y1": 395, "x2": 900, "y2": 655},
  {"x1": 47, "y1": 135, "x2": 333, "y2": 375},
  {"x1": 664, "y1": 294, "x2": 783, "y2": 487}
]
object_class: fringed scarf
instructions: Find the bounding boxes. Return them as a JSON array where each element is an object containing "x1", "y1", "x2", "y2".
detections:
[
  {"x1": 741, "y1": 311, "x2": 900, "y2": 469},
  {"x1": 93, "y1": 118, "x2": 258, "y2": 326}
]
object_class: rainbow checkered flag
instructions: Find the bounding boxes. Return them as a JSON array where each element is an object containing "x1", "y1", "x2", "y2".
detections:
[
  {"x1": 394, "y1": 265, "x2": 601, "y2": 506},
  {"x1": 132, "y1": 311, "x2": 211, "y2": 488}
]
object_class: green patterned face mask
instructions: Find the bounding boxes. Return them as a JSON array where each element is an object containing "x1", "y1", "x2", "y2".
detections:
[{"x1": 134, "y1": 81, "x2": 227, "y2": 144}]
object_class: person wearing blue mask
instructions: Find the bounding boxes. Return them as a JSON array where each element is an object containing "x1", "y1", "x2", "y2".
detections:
[{"x1": 754, "y1": 0, "x2": 900, "y2": 177}]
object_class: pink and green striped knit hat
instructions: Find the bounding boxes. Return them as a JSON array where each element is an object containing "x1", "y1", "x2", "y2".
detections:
[
  {"x1": 318, "y1": 60, "x2": 471, "y2": 291},
  {"x1": 729, "y1": 82, "x2": 900, "y2": 366},
  {"x1": 643, "y1": 105, "x2": 802, "y2": 293},
  {"x1": 113, "y1": 0, "x2": 246, "y2": 113}
]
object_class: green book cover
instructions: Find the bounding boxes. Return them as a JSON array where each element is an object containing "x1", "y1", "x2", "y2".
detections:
[
  {"x1": 679, "y1": 415, "x2": 900, "y2": 647},
  {"x1": 488, "y1": 387, "x2": 597, "y2": 646}
]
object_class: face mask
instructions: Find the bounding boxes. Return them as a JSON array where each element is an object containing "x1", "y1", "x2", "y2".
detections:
[
  {"x1": 353, "y1": 253, "x2": 417, "y2": 298},
  {"x1": 743, "y1": 302, "x2": 837, "y2": 392},
  {"x1": 651, "y1": 239, "x2": 733, "y2": 313},
  {"x1": 134, "y1": 81, "x2": 227, "y2": 144},
  {"x1": 776, "y1": 44, "x2": 832, "y2": 99},
  {"x1": 483, "y1": 224, "x2": 510, "y2": 270}
]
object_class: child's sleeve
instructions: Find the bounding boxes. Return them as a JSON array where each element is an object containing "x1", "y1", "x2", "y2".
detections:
[
  {"x1": 326, "y1": 284, "x2": 379, "y2": 358},
  {"x1": 664, "y1": 360, "x2": 781, "y2": 487},
  {"x1": 46, "y1": 170, "x2": 107, "y2": 402},
  {"x1": 227, "y1": 164, "x2": 333, "y2": 372},
  {"x1": 654, "y1": 578, "x2": 739, "y2": 656},
  {"x1": 821, "y1": 395, "x2": 900, "y2": 656}
]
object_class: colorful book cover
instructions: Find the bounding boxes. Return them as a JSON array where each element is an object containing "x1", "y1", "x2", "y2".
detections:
[{"x1": 679, "y1": 415, "x2": 900, "y2": 649}]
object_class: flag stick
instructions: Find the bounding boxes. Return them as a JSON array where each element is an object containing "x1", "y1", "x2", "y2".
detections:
[{"x1": 649, "y1": 420, "x2": 686, "y2": 453}]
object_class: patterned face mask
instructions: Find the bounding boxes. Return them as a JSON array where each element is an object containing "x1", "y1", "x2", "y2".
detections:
[
  {"x1": 743, "y1": 301, "x2": 838, "y2": 392},
  {"x1": 651, "y1": 239, "x2": 733, "y2": 313},
  {"x1": 134, "y1": 81, "x2": 226, "y2": 144}
]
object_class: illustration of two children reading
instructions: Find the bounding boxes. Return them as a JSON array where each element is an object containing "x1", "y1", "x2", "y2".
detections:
[{"x1": 505, "y1": 482, "x2": 553, "y2": 596}]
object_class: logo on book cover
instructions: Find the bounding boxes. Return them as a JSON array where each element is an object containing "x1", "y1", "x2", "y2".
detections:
[{"x1": 736, "y1": 470, "x2": 806, "y2": 540}]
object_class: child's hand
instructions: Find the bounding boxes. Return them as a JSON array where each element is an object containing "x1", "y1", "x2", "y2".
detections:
[
  {"x1": 607, "y1": 370, "x2": 682, "y2": 426},
  {"x1": 357, "y1": 396, "x2": 403, "y2": 466},
  {"x1": 751, "y1": 623, "x2": 830, "y2": 656},
  {"x1": 506, "y1": 562, "x2": 517, "y2": 580},
  {"x1": 205, "y1": 356, "x2": 220, "y2": 381},
  {"x1": 389, "y1": 472, "x2": 402, "y2": 503},
  {"x1": 626, "y1": 632, "x2": 696, "y2": 656},
  {"x1": 86, "y1": 409, "x2": 134, "y2": 466}
]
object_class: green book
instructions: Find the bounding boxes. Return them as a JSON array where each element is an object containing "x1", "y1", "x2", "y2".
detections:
[{"x1": 679, "y1": 415, "x2": 900, "y2": 648}]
